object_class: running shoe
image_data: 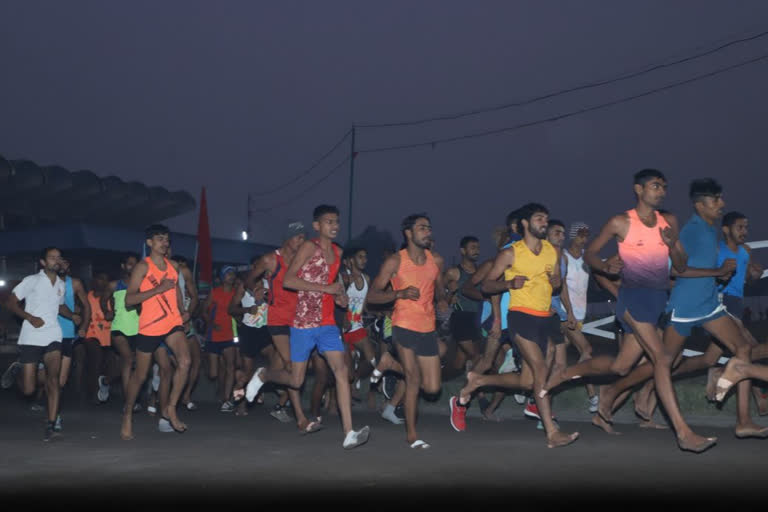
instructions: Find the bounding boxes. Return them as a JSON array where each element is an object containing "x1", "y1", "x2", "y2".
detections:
[
  {"x1": 342, "y1": 426, "x2": 370, "y2": 449},
  {"x1": 151, "y1": 364, "x2": 160, "y2": 392},
  {"x1": 245, "y1": 367, "x2": 265, "y2": 403},
  {"x1": 498, "y1": 349, "x2": 518, "y2": 374},
  {"x1": 270, "y1": 405, "x2": 291, "y2": 423},
  {"x1": 97, "y1": 375, "x2": 110, "y2": 403},
  {"x1": 382, "y1": 375, "x2": 396, "y2": 401},
  {"x1": 158, "y1": 417, "x2": 174, "y2": 433},
  {"x1": 30, "y1": 403, "x2": 44, "y2": 413},
  {"x1": 524, "y1": 400, "x2": 541, "y2": 420},
  {"x1": 588, "y1": 395, "x2": 599, "y2": 414},
  {"x1": 381, "y1": 404, "x2": 404, "y2": 425},
  {"x1": 513, "y1": 393, "x2": 527, "y2": 405},
  {"x1": 449, "y1": 396, "x2": 467, "y2": 432},
  {"x1": 44, "y1": 421, "x2": 61, "y2": 442},
  {"x1": 220, "y1": 400, "x2": 236, "y2": 413},
  {"x1": 1, "y1": 361, "x2": 22, "y2": 389},
  {"x1": 53, "y1": 414, "x2": 63, "y2": 433}
]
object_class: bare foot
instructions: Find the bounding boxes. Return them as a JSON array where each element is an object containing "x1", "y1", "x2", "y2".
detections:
[
  {"x1": 592, "y1": 414, "x2": 621, "y2": 435},
  {"x1": 541, "y1": 365, "x2": 568, "y2": 398},
  {"x1": 633, "y1": 399, "x2": 653, "y2": 423},
  {"x1": 547, "y1": 431, "x2": 580, "y2": 448},
  {"x1": 459, "y1": 371, "x2": 481, "y2": 405},
  {"x1": 706, "y1": 367, "x2": 723, "y2": 402},
  {"x1": 638, "y1": 419, "x2": 668, "y2": 430},
  {"x1": 120, "y1": 414, "x2": 134, "y2": 441},
  {"x1": 165, "y1": 407, "x2": 187, "y2": 432},
  {"x1": 734, "y1": 422, "x2": 768, "y2": 439},
  {"x1": 597, "y1": 393, "x2": 615, "y2": 425},
  {"x1": 716, "y1": 358, "x2": 749, "y2": 401},
  {"x1": 481, "y1": 407, "x2": 502, "y2": 422},
  {"x1": 677, "y1": 433, "x2": 717, "y2": 453}
]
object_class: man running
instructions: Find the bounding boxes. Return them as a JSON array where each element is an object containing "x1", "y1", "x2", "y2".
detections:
[
  {"x1": 108, "y1": 253, "x2": 141, "y2": 411},
  {"x1": 5, "y1": 247, "x2": 78, "y2": 441},
  {"x1": 444, "y1": 236, "x2": 483, "y2": 372},
  {"x1": 203, "y1": 266, "x2": 238, "y2": 412},
  {"x1": 121, "y1": 224, "x2": 191, "y2": 440},
  {"x1": 543, "y1": 170, "x2": 717, "y2": 452},
  {"x1": 367, "y1": 213, "x2": 450, "y2": 449},
  {"x1": 241, "y1": 206, "x2": 370, "y2": 449},
  {"x1": 82, "y1": 272, "x2": 114, "y2": 404},
  {"x1": 171, "y1": 254, "x2": 201, "y2": 411},
  {"x1": 340, "y1": 247, "x2": 377, "y2": 387}
]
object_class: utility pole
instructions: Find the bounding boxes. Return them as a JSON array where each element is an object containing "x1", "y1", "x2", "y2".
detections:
[{"x1": 347, "y1": 124, "x2": 356, "y2": 243}]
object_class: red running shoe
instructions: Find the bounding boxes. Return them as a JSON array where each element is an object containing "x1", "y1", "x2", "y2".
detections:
[{"x1": 449, "y1": 396, "x2": 467, "y2": 432}]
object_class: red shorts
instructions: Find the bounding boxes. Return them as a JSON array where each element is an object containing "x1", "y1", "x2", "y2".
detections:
[{"x1": 343, "y1": 328, "x2": 367, "y2": 345}]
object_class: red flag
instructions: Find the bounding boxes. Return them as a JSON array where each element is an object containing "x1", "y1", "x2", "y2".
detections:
[{"x1": 196, "y1": 187, "x2": 213, "y2": 289}]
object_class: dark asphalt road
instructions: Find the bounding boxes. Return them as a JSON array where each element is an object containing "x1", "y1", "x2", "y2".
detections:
[{"x1": 1, "y1": 388, "x2": 766, "y2": 505}]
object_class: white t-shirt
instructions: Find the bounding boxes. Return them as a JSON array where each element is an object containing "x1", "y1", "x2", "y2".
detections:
[
  {"x1": 564, "y1": 251, "x2": 590, "y2": 321},
  {"x1": 12, "y1": 270, "x2": 66, "y2": 346}
]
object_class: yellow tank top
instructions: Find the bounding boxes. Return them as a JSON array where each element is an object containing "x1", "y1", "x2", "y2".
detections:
[{"x1": 505, "y1": 239, "x2": 557, "y2": 317}]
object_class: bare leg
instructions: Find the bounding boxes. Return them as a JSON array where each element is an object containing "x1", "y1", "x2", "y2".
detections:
[
  {"x1": 111, "y1": 336, "x2": 134, "y2": 398},
  {"x1": 163, "y1": 332, "x2": 191, "y2": 432},
  {"x1": 121, "y1": 351, "x2": 154, "y2": 440},
  {"x1": 42, "y1": 350, "x2": 62, "y2": 423},
  {"x1": 182, "y1": 337, "x2": 201, "y2": 406}
]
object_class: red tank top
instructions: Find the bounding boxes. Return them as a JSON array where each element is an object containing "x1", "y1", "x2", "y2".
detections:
[
  {"x1": 86, "y1": 291, "x2": 113, "y2": 347},
  {"x1": 267, "y1": 250, "x2": 299, "y2": 327},
  {"x1": 293, "y1": 240, "x2": 341, "y2": 329},
  {"x1": 391, "y1": 249, "x2": 438, "y2": 333},
  {"x1": 138, "y1": 257, "x2": 181, "y2": 336},
  {"x1": 209, "y1": 286, "x2": 235, "y2": 342}
]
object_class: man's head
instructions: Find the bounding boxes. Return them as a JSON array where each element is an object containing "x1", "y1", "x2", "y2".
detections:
[
  {"x1": 344, "y1": 247, "x2": 368, "y2": 272},
  {"x1": 459, "y1": 236, "x2": 480, "y2": 262},
  {"x1": 722, "y1": 211, "x2": 748, "y2": 245},
  {"x1": 145, "y1": 224, "x2": 170, "y2": 256},
  {"x1": 546, "y1": 219, "x2": 566, "y2": 248},
  {"x1": 283, "y1": 221, "x2": 307, "y2": 251},
  {"x1": 57, "y1": 257, "x2": 71, "y2": 278},
  {"x1": 170, "y1": 255, "x2": 188, "y2": 268},
  {"x1": 92, "y1": 272, "x2": 109, "y2": 292},
  {"x1": 121, "y1": 253, "x2": 139, "y2": 275},
  {"x1": 220, "y1": 266, "x2": 236, "y2": 286},
  {"x1": 506, "y1": 208, "x2": 522, "y2": 235},
  {"x1": 690, "y1": 178, "x2": 725, "y2": 223},
  {"x1": 633, "y1": 169, "x2": 667, "y2": 209},
  {"x1": 517, "y1": 203, "x2": 549, "y2": 240},
  {"x1": 312, "y1": 205, "x2": 340, "y2": 240},
  {"x1": 39, "y1": 247, "x2": 61, "y2": 274},
  {"x1": 401, "y1": 213, "x2": 432, "y2": 250},
  {"x1": 568, "y1": 221, "x2": 590, "y2": 250},
  {"x1": 492, "y1": 226, "x2": 511, "y2": 250}
]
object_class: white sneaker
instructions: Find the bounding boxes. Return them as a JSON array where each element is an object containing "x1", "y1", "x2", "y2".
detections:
[
  {"x1": 513, "y1": 394, "x2": 527, "y2": 405},
  {"x1": 381, "y1": 404, "x2": 404, "y2": 425},
  {"x1": 245, "y1": 368, "x2": 265, "y2": 403},
  {"x1": 498, "y1": 350, "x2": 518, "y2": 374},
  {"x1": 97, "y1": 375, "x2": 110, "y2": 403},
  {"x1": 343, "y1": 426, "x2": 371, "y2": 449},
  {"x1": 588, "y1": 395, "x2": 599, "y2": 414},
  {"x1": 158, "y1": 417, "x2": 174, "y2": 433}
]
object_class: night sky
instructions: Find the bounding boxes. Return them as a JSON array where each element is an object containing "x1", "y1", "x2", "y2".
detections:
[{"x1": 2, "y1": 1, "x2": 767, "y2": 265}]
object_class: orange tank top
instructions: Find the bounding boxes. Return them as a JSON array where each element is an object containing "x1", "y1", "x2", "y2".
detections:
[
  {"x1": 139, "y1": 257, "x2": 182, "y2": 336},
  {"x1": 86, "y1": 291, "x2": 112, "y2": 347},
  {"x1": 391, "y1": 249, "x2": 438, "y2": 333}
]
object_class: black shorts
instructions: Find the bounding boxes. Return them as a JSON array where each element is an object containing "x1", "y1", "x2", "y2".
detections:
[
  {"x1": 206, "y1": 340, "x2": 236, "y2": 355},
  {"x1": 507, "y1": 311, "x2": 558, "y2": 354},
  {"x1": 550, "y1": 316, "x2": 566, "y2": 345},
  {"x1": 19, "y1": 342, "x2": 63, "y2": 364},
  {"x1": 239, "y1": 325, "x2": 272, "y2": 358},
  {"x1": 136, "y1": 326, "x2": 184, "y2": 354},
  {"x1": 267, "y1": 325, "x2": 290, "y2": 337},
  {"x1": 392, "y1": 326, "x2": 438, "y2": 357},
  {"x1": 110, "y1": 331, "x2": 136, "y2": 351},
  {"x1": 61, "y1": 337, "x2": 83, "y2": 358},
  {"x1": 450, "y1": 311, "x2": 481, "y2": 343}
]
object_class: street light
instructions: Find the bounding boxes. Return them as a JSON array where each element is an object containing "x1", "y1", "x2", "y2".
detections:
[
  {"x1": 241, "y1": 231, "x2": 248, "y2": 241},
  {"x1": 0, "y1": 279, "x2": 6, "y2": 287}
]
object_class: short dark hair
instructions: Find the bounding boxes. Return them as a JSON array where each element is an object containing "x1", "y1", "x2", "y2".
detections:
[
  {"x1": 689, "y1": 178, "x2": 723, "y2": 203},
  {"x1": 343, "y1": 247, "x2": 366, "y2": 260},
  {"x1": 547, "y1": 219, "x2": 565, "y2": 231},
  {"x1": 313, "y1": 205, "x2": 340, "y2": 221},
  {"x1": 401, "y1": 213, "x2": 430, "y2": 245},
  {"x1": 634, "y1": 169, "x2": 666, "y2": 186},
  {"x1": 170, "y1": 255, "x2": 188, "y2": 265},
  {"x1": 506, "y1": 208, "x2": 522, "y2": 229},
  {"x1": 40, "y1": 246, "x2": 59, "y2": 261},
  {"x1": 121, "y1": 252, "x2": 139, "y2": 265},
  {"x1": 722, "y1": 211, "x2": 747, "y2": 228},
  {"x1": 459, "y1": 236, "x2": 479, "y2": 249},
  {"x1": 145, "y1": 224, "x2": 170, "y2": 239},
  {"x1": 516, "y1": 203, "x2": 549, "y2": 234}
]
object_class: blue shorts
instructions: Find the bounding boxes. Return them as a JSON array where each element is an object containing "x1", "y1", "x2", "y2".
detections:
[
  {"x1": 616, "y1": 287, "x2": 668, "y2": 334},
  {"x1": 551, "y1": 297, "x2": 568, "y2": 322},
  {"x1": 670, "y1": 304, "x2": 728, "y2": 337},
  {"x1": 289, "y1": 326, "x2": 344, "y2": 363},
  {"x1": 206, "y1": 340, "x2": 236, "y2": 355}
]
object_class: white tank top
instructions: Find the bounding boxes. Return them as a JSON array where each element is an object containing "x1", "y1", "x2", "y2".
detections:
[
  {"x1": 564, "y1": 250, "x2": 590, "y2": 321},
  {"x1": 178, "y1": 269, "x2": 191, "y2": 310},
  {"x1": 242, "y1": 280, "x2": 268, "y2": 328},
  {"x1": 345, "y1": 274, "x2": 368, "y2": 332}
]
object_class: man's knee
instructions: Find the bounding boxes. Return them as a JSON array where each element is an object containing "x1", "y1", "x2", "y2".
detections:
[{"x1": 422, "y1": 381, "x2": 441, "y2": 395}]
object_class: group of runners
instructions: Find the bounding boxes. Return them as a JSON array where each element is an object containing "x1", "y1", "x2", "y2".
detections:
[{"x1": 3, "y1": 169, "x2": 768, "y2": 453}]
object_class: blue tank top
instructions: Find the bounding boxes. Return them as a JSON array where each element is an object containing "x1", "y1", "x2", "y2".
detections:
[
  {"x1": 58, "y1": 276, "x2": 76, "y2": 338},
  {"x1": 481, "y1": 237, "x2": 523, "y2": 330},
  {"x1": 550, "y1": 256, "x2": 569, "y2": 321},
  {"x1": 717, "y1": 240, "x2": 750, "y2": 298}
]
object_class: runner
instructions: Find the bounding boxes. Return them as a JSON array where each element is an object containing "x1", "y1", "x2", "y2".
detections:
[
  {"x1": 234, "y1": 221, "x2": 318, "y2": 432},
  {"x1": 121, "y1": 224, "x2": 191, "y2": 440},
  {"x1": 340, "y1": 247, "x2": 377, "y2": 388},
  {"x1": 5, "y1": 247, "x2": 78, "y2": 441},
  {"x1": 240, "y1": 205, "x2": 370, "y2": 449},
  {"x1": 444, "y1": 236, "x2": 483, "y2": 372},
  {"x1": 108, "y1": 253, "x2": 141, "y2": 412},
  {"x1": 203, "y1": 266, "x2": 238, "y2": 412},
  {"x1": 367, "y1": 213, "x2": 450, "y2": 449},
  {"x1": 455, "y1": 204, "x2": 579, "y2": 448},
  {"x1": 171, "y1": 254, "x2": 201, "y2": 411},
  {"x1": 82, "y1": 272, "x2": 114, "y2": 404},
  {"x1": 543, "y1": 170, "x2": 717, "y2": 452}
]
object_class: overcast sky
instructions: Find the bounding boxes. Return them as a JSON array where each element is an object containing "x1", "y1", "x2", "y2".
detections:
[{"x1": 2, "y1": 1, "x2": 767, "y2": 264}]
